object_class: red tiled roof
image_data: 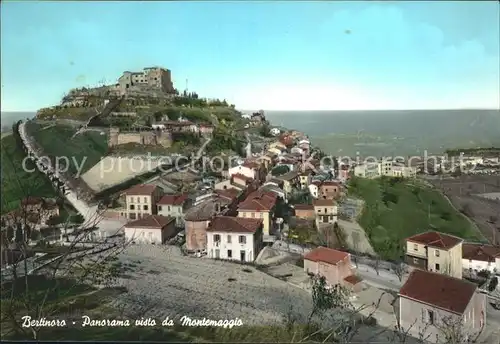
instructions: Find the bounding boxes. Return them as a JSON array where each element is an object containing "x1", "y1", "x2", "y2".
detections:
[
  {"x1": 238, "y1": 191, "x2": 277, "y2": 212},
  {"x1": 242, "y1": 161, "x2": 260, "y2": 169},
  {"x1": 313, "y1": 199, "x2": 336, "y2": 207},
  {"x1": 124, "y1": 215, "x2": 175, "y2": 229},
  {"x1": 344, "y1": 275, "x2": 363, "y2": 285},
  {"x1": 215, "y1": 188, "x2": 240, "y2": 201},
  {"x1": 321, "y1": 181, "x2": 340, "y2": 187},
  {"x1": 406, "y1": 231, "x2": 463, "y2": 250},
  {"x1": 232, "y1": 173, "x2": 253, "y2": 183},
  {"x1": 462, "y1": 243, "x2": 500, "y2": 262},
  {"x1": 157, "y1": 194, "x2": 188, "y2": 205},
  {"x1": 124, "y1": 184, "x2": 158, "y2": 196},
  {"x1": 294, "y1": 204, "x2": 314, "y2": 211},
  {"x1": 399, "y1": 270, "x2": 477, "y2": 314},
  {"x1": 304, "y1": 247, "x2": 349, "y2": 266},
  {"x1": 207, "y1": 216, "x2": 263, "y2": 233}
]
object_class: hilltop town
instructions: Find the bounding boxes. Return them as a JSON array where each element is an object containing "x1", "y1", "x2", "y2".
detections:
[{"x1": 1, "y1": 66, "x2": 500, "y2": 343}]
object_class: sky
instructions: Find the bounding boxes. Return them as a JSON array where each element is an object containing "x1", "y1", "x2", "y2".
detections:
[{"x1": 1, "y1": 1, "x2": 499, "y2": 112}]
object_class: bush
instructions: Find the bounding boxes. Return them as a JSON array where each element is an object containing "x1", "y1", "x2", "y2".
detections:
[
  {"x1": 271, "y1": 165, "x2": 290, "y2": 176},
  {"x1": 70, "y1": 214, "x2": 85, "y2": 224},
  {"x1": 46, "y1": 215, "x2": 65, "y2": 226},
  {"x1": 488, "y1": 276, "x2": 498, "y2": 292}
]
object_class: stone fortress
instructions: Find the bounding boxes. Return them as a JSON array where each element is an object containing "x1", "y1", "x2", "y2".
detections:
[{"x1": 108, "y1": 127, "x2": 173, "y2": 148}]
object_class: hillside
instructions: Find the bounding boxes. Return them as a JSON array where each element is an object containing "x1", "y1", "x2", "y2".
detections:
[
  {"x1": 348, "y1": 176, "x2": 484, "y2": 261},
  {"x1": 1, "y1": 132, "x2": 57, "y2": 214}
]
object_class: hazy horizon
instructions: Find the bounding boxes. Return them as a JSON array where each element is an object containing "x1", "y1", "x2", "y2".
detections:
[{"x1": 2, "y1": 1, "x2": 499, "y2": 111}]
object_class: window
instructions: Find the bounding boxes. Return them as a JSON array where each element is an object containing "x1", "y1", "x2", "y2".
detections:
[
  {"x1": 324, "y1": 208, "x2": 327, "y2": 213},
  {"x1": 435, "y1": 263, "x2": 440, "y2": 271},
  {"x1": 129, "y1": 205, "x2": 135, "y2": 210},
  {"x1": 227, "y1": 249, "x2": 232, "y2": 258},
  {"x1": 435, "y1": 250, "x2": 440, "y2": 257},
  {"x1": 413, "y1": 258, "x2": 418, "y2": 264},
  {"x1": 158, "y1": 205, "x2": 162, "y2": 211},
  {"x1": 260, "y1": 213, "x2": 264, "y2": 218},
  {"x1": 143, "y1": 197, "x2": 147, "y2": 203},
  {"x1": 227, "y1": 235, "x2": 232, "y2": 243},
  {"x1": 168, "y1": 206, "x2": 171, "y2": 211},
  {"x1": 130, "y1": 197, "x2": 135, "y2": 203},
  {"x1": 143, "y1": 205, "x2": 149, "y2": 211},
  {"x1": 413, "y1": 244, "x2": 418, "y2": 251},
  {"x1": 251, "y1": 212, "x2": 255, "y2": 218},
  {"x1": 129, "y1": 213, "x2": 136, "y2": 220},
  {"x1": 214, "y1": 234, "x2": 221, "y2": 242},
  {"x1": 426, "y1": 310, "x2": 435, "y2": 325},
  {"x1": 239, "y1": 236, "x2": 246, "y2": 244}
]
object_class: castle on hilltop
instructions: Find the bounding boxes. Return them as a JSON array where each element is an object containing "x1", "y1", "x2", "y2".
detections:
[{"x1": 107, "y1": 66, "x2": 175, "y2": 97}]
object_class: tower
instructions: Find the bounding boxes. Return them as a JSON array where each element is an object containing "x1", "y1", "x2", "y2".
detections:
[{"x1": 108, "y1": 127, "x2": 120, "y2": 147}]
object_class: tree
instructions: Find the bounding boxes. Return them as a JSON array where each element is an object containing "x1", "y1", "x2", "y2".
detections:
[
  {"x1": 488, "y1": 276, "x2": 498, "y2": 292},
  {"x1": 271, "y1": 165, "x2": 290, "y2": 176},
  {"x1": 70, "y1": 214, "x2": 85, "y2": 224},
  {"x1": 46, "y1": 215, "x2": 64, "y2": 226},
  {"x1": 259, "y1": 123, "x2": 272, "y2": 137},
  {"x1": 370, "y1": 256, "x2": 381, "y2": 276},
  {"x1": 392, "y1": 261, "x2": 408, "y2": 282},
  {"x1": 307, "y1": 275, "x2": 351, "y2": 326},
  {"x1": 6, "y1": 226, "x2": 15, "y2": 242}
]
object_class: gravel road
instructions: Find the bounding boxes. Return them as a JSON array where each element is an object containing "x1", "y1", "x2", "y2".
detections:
[{"x1": 109, "y1": 245, "x2": 313, "y2": 325}]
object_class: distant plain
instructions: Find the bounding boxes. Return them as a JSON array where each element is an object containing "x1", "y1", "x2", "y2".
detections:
[{"x1": 266, "y1": 109, "x2": 500, "y2": 157}]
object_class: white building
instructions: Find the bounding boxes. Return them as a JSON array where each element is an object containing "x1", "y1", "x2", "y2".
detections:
[
  {"x1": 151, "y1": 124, "x2": 166, "y2": 130},
  {"x1": 354, "y1": 163, "x2": 380, "y2": 179},
  {"x1": 228, "y1": 163, "x2": 258, "y2": 180},
  {"x1": 354, "y1": 162, "x2": 416, "y2": 179},
  {"x1": 157, "y1": 194, "x2": 189, "y2": 227},
  {"x1": 124, "y1": 215, "x2": 176, "y2": 244},
  {"x1": 462, "y1": 243, "x2": 500, "y2": 275},
  {"x1": 308, "y1": 182, "x2": 320, "y2": 198},
  {"x1": 270, "y1": 128, "x2": 281, "y2": 136},
  {"x1": 206, "y1": 216, "x2": 264, "y2": 262}
]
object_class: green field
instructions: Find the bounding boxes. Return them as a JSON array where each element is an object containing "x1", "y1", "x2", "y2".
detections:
[
  {"x1": 348, "y1": 177, "x2": 483, "y2": 260},
  {"x1": 26, "y1": 122, "x2": 108, "y2": 176},
  {"x1": 1, "y1": 135, "x2": 56, "y2": 214}
]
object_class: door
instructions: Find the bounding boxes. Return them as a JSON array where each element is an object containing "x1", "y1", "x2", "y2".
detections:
[
  {"x1": 240, "y1": 250, "x2": 246, "y2": 262},
  {"x1": 215, "y1": 249, "x2": 220, "y2": 259},
  {"x1": 323, "y1": 216, "x2": 328, "y2": 223}
]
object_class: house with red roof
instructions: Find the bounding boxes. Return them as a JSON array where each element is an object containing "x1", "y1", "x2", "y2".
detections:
[
  {"x1": 461, "y1": 243, "x2": 500, "y2": 275},
  {"x1": 304, "y1": 246, "x2": 362, "y2": 291},
  {"x1": 405, "y1": 231, "x2": 464, "y2": 279},
  {"x1": 157, "y1": 194, "x2": 189, "y2": 227},
  {"x1": 398, "y1": 270, "x2": 486, "y2": 342},
  {"x1": 123, "y1": 184, "x2": 164, "y2": 220},
  {"x1": 237, "y1": 191, "x2": 278, "y2": 240},
  {"x1": 124, "y1": 215, "x2": 176, "y2": 244},
  {"x1": 206, "y1": 216, "x2": 264, "y2": 262}
]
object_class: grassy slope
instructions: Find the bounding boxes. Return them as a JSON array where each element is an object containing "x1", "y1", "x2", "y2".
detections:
[
  {"x1": 1, "y1": 135, "x2": 56, "y2": 214},
  {"x1": 348, "y1": 177, "x2": 482, "y2": 260},
  {"x1": 26, "y1": 122, "x2": 108, "y2": 176}
]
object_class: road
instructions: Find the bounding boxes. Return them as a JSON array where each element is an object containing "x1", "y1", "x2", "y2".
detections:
[{"x1": 18, "y1": 121, "x2": 124, "y2": 233}]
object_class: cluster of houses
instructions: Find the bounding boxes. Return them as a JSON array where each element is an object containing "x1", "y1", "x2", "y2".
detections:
[
  {"x1": 150, "y1": 115, "x2": 215, "y2": 136},
  {"x1": 113, "y1": 130, "x2": 349, "y2": 262},
  {"x1": 304, "y1": 230, "x2": 499, "y2": 342},
  {"x1": 353, "y1": 158, "x2": 418, "y2": 179}
]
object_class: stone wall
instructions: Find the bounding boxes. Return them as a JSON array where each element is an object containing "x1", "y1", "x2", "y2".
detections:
[{"x1": 108, "y1": 127, "x2": 172, "y2": 148}]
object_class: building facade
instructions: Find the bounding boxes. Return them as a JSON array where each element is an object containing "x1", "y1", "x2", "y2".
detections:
[
  {"x1": 405, "y1": 231, "x2": 463, "y2": 279},
  {"x1": 206, "y1": 216, "x2": 263, "y2": 262},
  {"x1": 117, "y1": 67, "x2": 174, "y2": 94},
  {"x1": 124, "y1": 184, "x2": 164, "y2": 220},
  {"x1": 399, "y1": 270, "x2": 486, "y2": 343}
]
